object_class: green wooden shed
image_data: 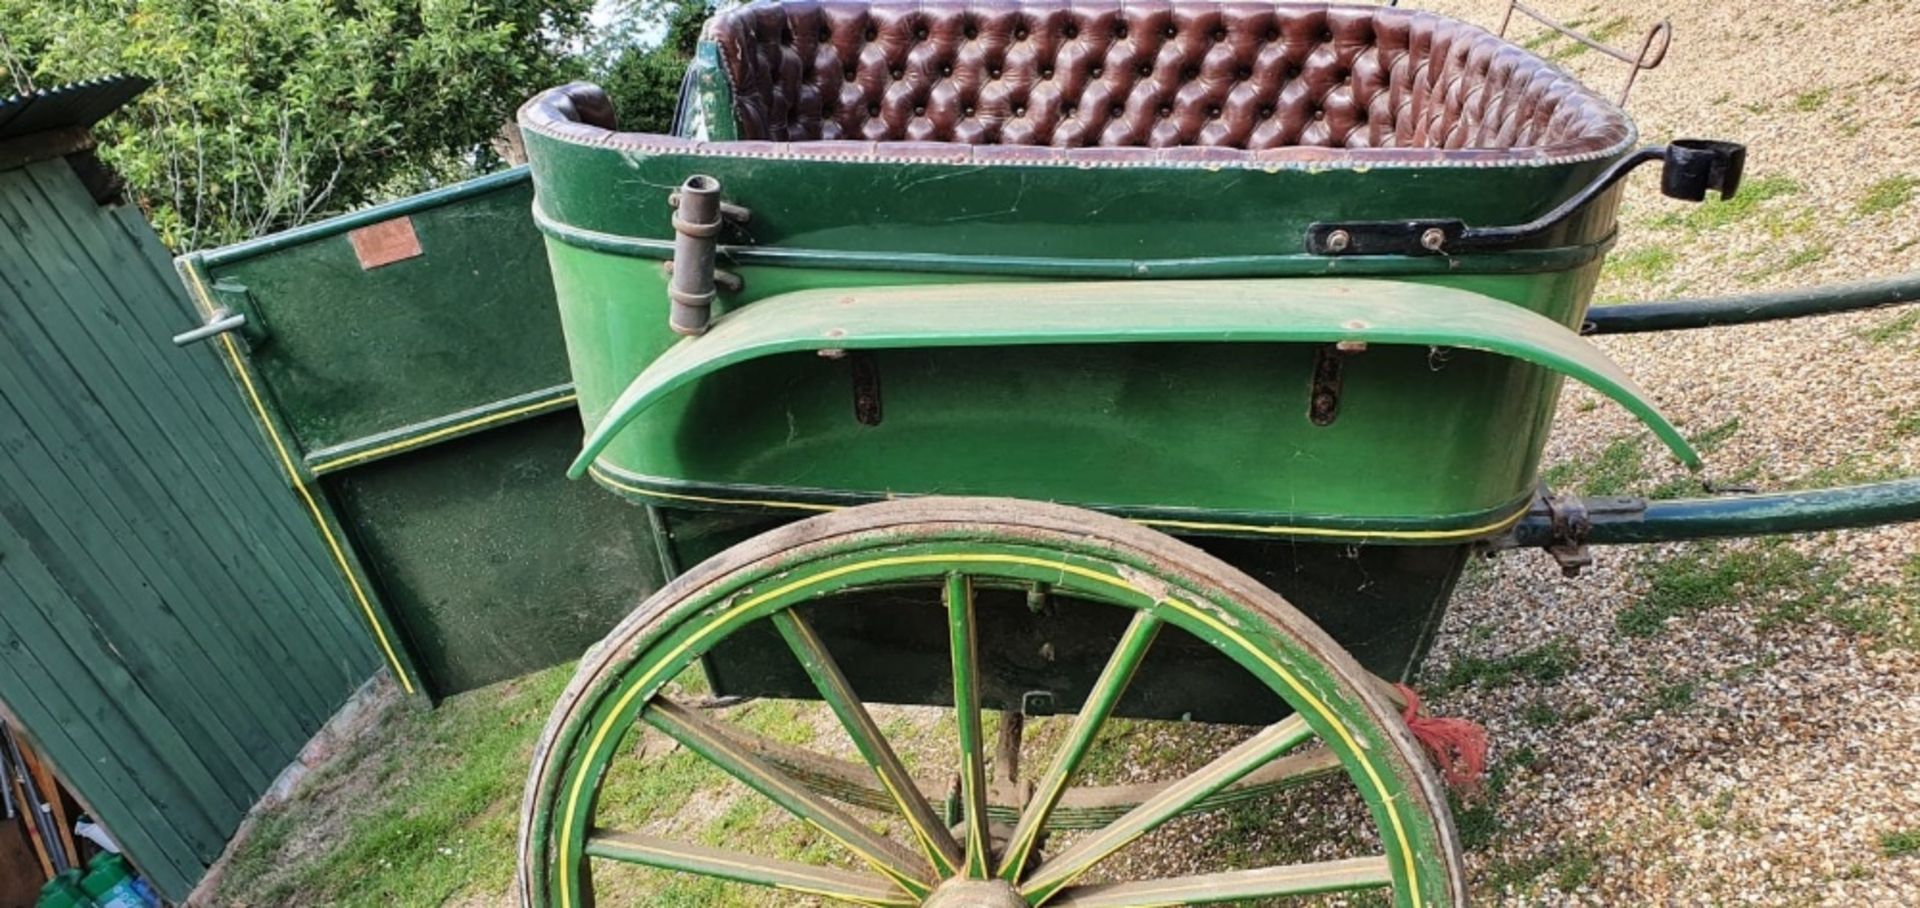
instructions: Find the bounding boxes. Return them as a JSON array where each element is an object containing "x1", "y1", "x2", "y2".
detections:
[{"x1": 0, "y1": 76, "x2": 377, "y2": 901}]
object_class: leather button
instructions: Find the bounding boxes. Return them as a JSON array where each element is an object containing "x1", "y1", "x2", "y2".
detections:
[
  {"x1": 1211, "y1": 28, "x2": 1226, "y2": 41},
  {"x1": 844, "y1": 68, "x2": 856, "y2": 80},
  {"x1": 939, "y1": 64, "x2": 952, "y2": 76},
  {"x1": 1207, "y1": 105, "x2": 1221, "y2": 119},
  {"x1": 1040, "y1": 67, "x2": 1054, "y2": 78},
  {"x1": 1163, "y1": 25, "x2": 1177, "y2": 38},
  {"x1": 1063, "y1": 24, "x2": 1079, "y2": 38},
  {"x1": 1137, "y1": 64, "x2": 1152, "y2": 76},
  {"x1": 989, "y1": 66, "x2": 1002, "y2": 78},
  {"x1": 1158, "y1": 105, "x2": 1172, "y2": 117},
  {"x1": 1089, "y1": 65, "x2": 1103, "y2": 77},
  {"x1": 890, "y1": 67, "x2": 903, "y2": 78},
  {"x1": 1014, "y1": 26, "x2": 1028, "y2": 40},
  {"x1": 1259, "y1": 105, "x2": 1275, "y2": 118},
  {"x1": 914, "y1": 105, "x2": 925, "y2": 116},
  {"x1": 914, "y1": 25, "x2": 928, "y2": 40},
  {"x1": 1014, "y1": 105, "x2": 1026, "y2": 116},
  {"x1": 1109, "y1": 103, "x2": 1125, "y2": 117}
]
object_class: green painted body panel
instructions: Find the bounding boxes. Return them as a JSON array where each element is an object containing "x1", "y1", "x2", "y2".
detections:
[
  {"x1": 570, "y1": 278, "x2": 1696, "y2": 524},
  {"x1": 524, "y1": 126, "x2": 1641, "y2": 541},
  {"x1": 182, "y1": 169, "x2": 667, "y2": 699}
]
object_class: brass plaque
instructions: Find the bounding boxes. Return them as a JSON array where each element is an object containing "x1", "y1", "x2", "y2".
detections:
[{"x1": 348, "y1": 216, "x2": 423, "y2": 270}]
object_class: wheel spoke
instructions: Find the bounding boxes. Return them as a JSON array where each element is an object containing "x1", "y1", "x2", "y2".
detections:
[
  {"x1": 585, "y1": 830, "x2": 918, "y2": 906},
  {"x1": 998, "y1": 610, "x2": 1162, "y2": 882},
  {"x1": 1021, "y1": 714, "x2": 1318, "y2": 903},
  {"x1": 1046, "y1": 856, "x2": 1393, "y2": 907},
  {"x1": 772, "y1": 610, "x2": 963, "y2": 877},
  {"x1": 946, "y1": 572, "x2": 993, "y2": 879},
  {"x1": 643, "y1": 698, "x2": 934, "y2": 897}
]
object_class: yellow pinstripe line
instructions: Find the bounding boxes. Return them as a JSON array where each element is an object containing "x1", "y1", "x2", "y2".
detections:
[
  {"x1": 660, "y1": 705, "x2": 929, "y2": 893},
  {"x1": 784, "y1": 614, "x2": 958, "y2": 876},
  {"x1": 308, "y1": 393, "x2": 578, "y2": 473},
  {"x1": 594, "y1": 838, "x2": 910, "y2": 905},
  {"x1": 556, "y1": 553, "x2": 1424, "y2": 908},
  {"x1": 586, "y1": 463, "x2": 1527, "y2": 542},
  {"x1": 177, "y1": 261, "x2": 416, "y2": 695}
]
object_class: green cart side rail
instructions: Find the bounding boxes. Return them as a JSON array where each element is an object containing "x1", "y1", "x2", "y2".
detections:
[
  {"x1": 570, "y1": 278, "x2": 1701, "y2": 480},
  {"x1": 173, "y1": 168, "x2": 666, "y2": 700}
]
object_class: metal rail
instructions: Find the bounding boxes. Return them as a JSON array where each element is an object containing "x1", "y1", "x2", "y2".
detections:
[
  {"x1": 1583, "y1": 272, "x2": 1920, "y2": 334},
  {"x1": 1506, "y1": 477, "x2": 1920, "y2": 547},
  {"x1": 1498, "y1": 0, "x2": 1671, "y2": 106}
]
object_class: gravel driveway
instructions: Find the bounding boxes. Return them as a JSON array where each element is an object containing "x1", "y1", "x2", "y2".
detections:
[{"x1": 1407, "y1": 0, "x2": 1919, "y2": 903}]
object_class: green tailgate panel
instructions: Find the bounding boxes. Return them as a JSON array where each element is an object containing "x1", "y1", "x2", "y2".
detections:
[
  {"x1": 184, "y1": 169, "x2": 662, "y2": 697},
  {"x1": 325, "y1": 412, "x2": 659, "y2": 693}
]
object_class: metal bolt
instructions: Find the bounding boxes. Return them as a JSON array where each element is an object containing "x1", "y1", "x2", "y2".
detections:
[
  {"x1": 1335, "y1": 339, "x2": 1368, "y2": 353},
  {"x1": 818, "y1": 348, "x2": 848, "y2": 359},
  {"x1": 1419, "y1": 227, "x2": 1447, "y2": 252},
  {"x1": 1325, "y1": 229, "x2": 1352, "y2": 253}
]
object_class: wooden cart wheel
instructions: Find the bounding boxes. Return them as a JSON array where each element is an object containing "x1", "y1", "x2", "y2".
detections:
[{"x1": 518, "y1": 498, "x2": 1466, "y2": 907}]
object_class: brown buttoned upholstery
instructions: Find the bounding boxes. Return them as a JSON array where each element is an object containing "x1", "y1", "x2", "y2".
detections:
[{"x1": 707, "y1": 0, "x2": 1628, "y2": 157}]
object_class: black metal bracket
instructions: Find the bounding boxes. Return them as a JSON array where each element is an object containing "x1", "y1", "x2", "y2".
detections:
[
  {"x1": 1542, "y1": 489, "x2": 1594, "y2": 578},
  {"x1": 1306, "y1": 139, "x2": 1746, "y2": 257}
]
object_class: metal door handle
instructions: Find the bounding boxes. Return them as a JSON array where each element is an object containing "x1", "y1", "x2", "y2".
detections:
[{"x1": 172, "y1": 308, "x2": 247, "y2": 346}]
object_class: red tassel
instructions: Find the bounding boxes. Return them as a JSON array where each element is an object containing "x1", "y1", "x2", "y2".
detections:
[{"x1": 1392, "y1": 683, "x2": 1488, "y2": 791}]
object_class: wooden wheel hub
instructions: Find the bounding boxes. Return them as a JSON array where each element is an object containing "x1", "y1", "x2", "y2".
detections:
[{"x1": 922, "y1": 879, "x2": 1027, "y2": 908}]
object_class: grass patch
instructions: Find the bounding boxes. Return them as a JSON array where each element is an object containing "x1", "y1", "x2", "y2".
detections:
[
  {"x1": 1654, "y1": 174, "x2": 1799, "y2": 232},
  {"x1": 1484, "y1": 841, "x2": 1602, "y2": 894},
  {"x1": 1859, "y1": 308, "x2": 1919, "y2": 344},
  {"x1": 1882, "y1": 828, "x2": 1920, "y2": 858},
  {"x1": 1617, "y1": 541, "x2": 1843, "y2": 637},
  {"x1": 1789, "y1": 88, "x2": 1832, "y2": 112},
  {"x1": 1436, "y1": 637, "x2": 1579, "y2": 693},
  {"x1": 1549, "y1": 17, "x2": 1629, "y2": 62},
  {"x1": 1793, "y1": 453, "x2": 1905, "y2": 489},
  {"x1": 1692, "y1": 418, "x2": 1742, "y2": 453},
  {"x1": 1892, "y1": 406, "x2": 1920, "y2": 438},
  {"x1": 211, "y1": 666, "x2": 576, "y2": 907},
  {"x1": 1857, "y1": 175, "x2": 1916, "y2": 215},
  {"x1": 1541, "y1": 437, "x2": 1645, "y2": 496},
  {"x1": 1742, "y1": 243, "x2": 1830, "y2": 283},
  {"x1": 1694, "y1": 789, "x2": 1737, "y2": 831},
  {"x1": 1624, "y1": 679, "x2": 1697, "y2": 721},
  {"x1": 1601, "y1": 245, "x2": 1677, "y2": 287},
  {"x1": 1521, "y1": 699, "x2": 1562, "y2": 728}
]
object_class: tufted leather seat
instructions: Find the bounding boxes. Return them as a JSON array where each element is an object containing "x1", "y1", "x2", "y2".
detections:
[{"x1": 706, "y1": 0, "x2": 1630, "y2": 158}]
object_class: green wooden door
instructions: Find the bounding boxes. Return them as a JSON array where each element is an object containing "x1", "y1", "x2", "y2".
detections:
[{"x1": 0, "y1": 154, "x2": 373, "y2": 901}]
